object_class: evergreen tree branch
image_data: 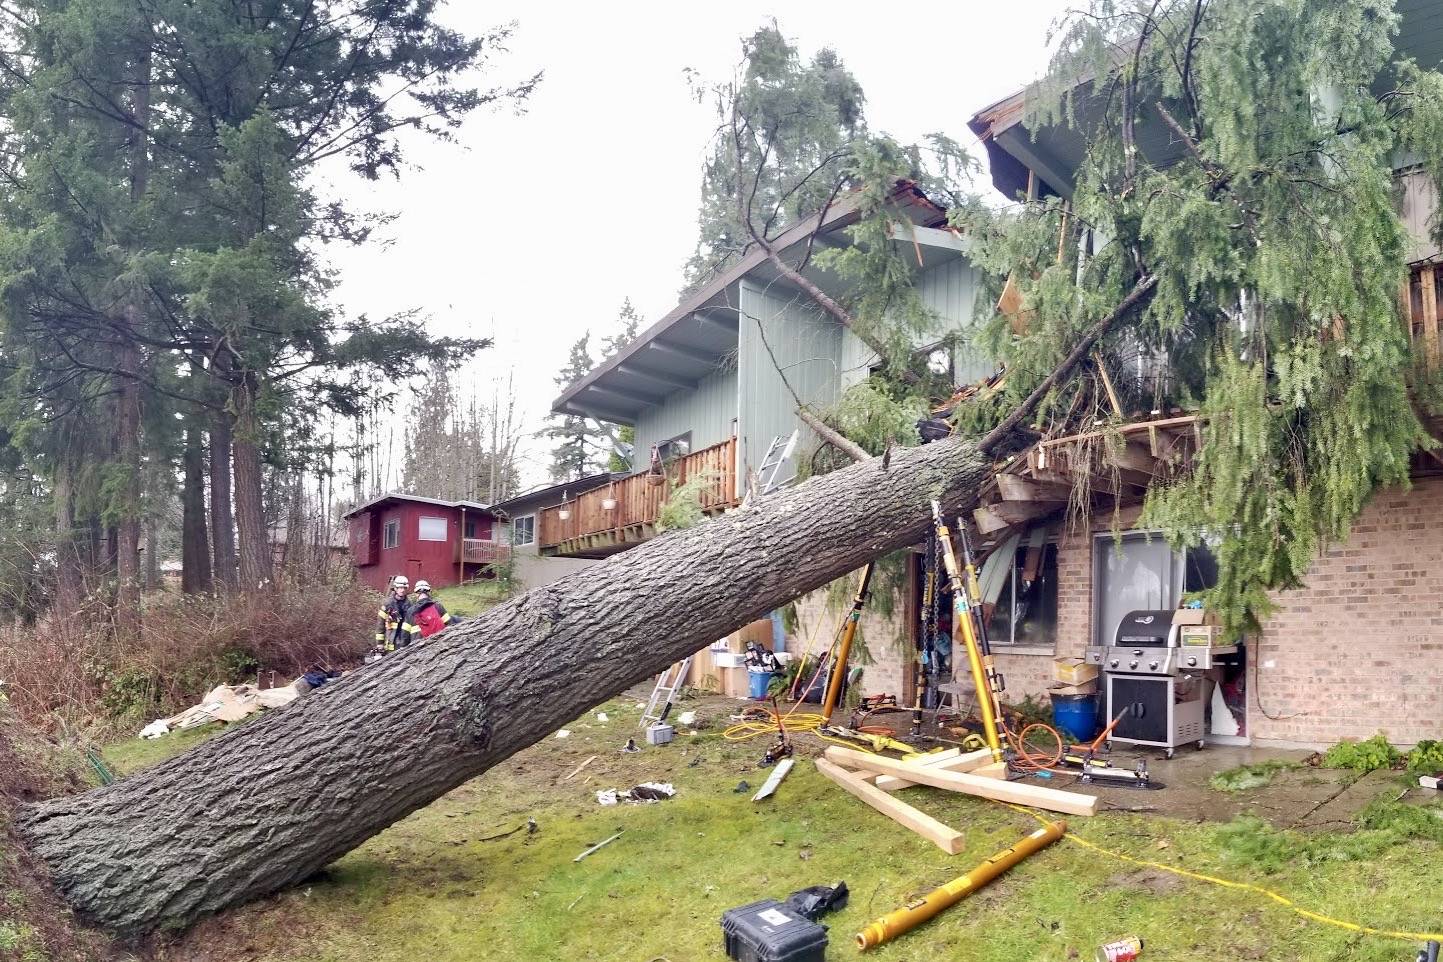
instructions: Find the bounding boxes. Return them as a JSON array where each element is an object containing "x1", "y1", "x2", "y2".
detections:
[{"x1": 979, "y1": 273, "x2": 1158, "y2": 456}]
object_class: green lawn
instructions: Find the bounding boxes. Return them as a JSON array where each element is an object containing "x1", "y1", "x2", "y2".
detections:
[
  {"x1": 109, "y1": 700, "x2": 1443, "y2": 962},
  {"x1": 432, "y1": 581, "x2": 514, "y2": 618}
]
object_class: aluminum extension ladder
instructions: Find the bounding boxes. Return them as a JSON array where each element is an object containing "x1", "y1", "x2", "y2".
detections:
[
  {"x1": 744, "y1": 429, "x2": 799, "y2": 505},
  {"x1": 639, "y1": 656, "x2": 692, "y2": 730}
]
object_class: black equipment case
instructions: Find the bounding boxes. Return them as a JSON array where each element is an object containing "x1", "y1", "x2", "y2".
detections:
[{"x1": 720, "y1": 899, "x2": 828, "y2": 962}]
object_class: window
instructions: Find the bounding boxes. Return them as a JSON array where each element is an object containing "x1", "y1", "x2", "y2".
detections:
[
  {"x1": 655, "y1": 432, "x2": 691, "y2": 463},
  {"x1": 418, "y1": 516, "x2": 448, "y2": 542},
  {"x1": 1091, "y1": 532, "x2": 1219, "y2": 647},
  {"x1": 382, "y1": 518, "x2": 400, "y2": 549},
  {"x1": 986, "y1": 540, "x2": 1059, "y2": 647},
  {"x1": 511, "y1": 515, "x2": 536, "y2": 546}
]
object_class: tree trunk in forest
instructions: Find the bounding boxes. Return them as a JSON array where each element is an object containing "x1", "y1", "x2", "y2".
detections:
[
  {"x1": 231, "y1": 377, "x2": 271, "y2": 592},
  {"x1": 209, "y1": 412, "x2": 239, "y2": 591},
  {"x1": 113, "y1": 42, "x2": 151, "y2": 634},
  {"x1": 53, "y1": 473, "x2": 83, "y2": 615},
  {"x1": 143, "y1": 515, "x2": 160, "y2": 592},
  {"x1": 182, "y1": 429, "x2": 213, "y2": 594},
  {"x1": 21, "y1": 434, "x2": 991, "y2": 933},
  {"x1": 113, "y1": 364, "x2": 142, "y2": 637}
]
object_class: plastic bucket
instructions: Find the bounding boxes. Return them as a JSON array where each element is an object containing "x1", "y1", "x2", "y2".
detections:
[
  {"x1": 748, "y1": 671, "x2": 774, "y2": 699},
  {"x1": 1051, "y1": 693, "x2": 1100, "y2": 742}
]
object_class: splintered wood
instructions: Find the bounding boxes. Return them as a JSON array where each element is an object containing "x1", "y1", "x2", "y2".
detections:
[{"x1": 815, "y1": 745, "x2": 1098, "y2": 853}]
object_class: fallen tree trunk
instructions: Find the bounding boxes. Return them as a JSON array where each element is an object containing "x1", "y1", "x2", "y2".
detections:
[{"x1": 21, "y1": 435, "x2": 991, "y2": 932}]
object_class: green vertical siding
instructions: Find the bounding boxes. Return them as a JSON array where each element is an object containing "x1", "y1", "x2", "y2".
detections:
[
  {"x1": 918, "y1": 257, "x2": 993, "y2": 384},
  {"x1": 632, "y1": 363, "x2": 737, "y2": 462},
  {"x1": 737, "y1": 279, "x2": 844, "y2": 483}
]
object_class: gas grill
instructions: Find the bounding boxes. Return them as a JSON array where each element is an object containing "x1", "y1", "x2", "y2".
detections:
[{"x1": 1084, "y1": 610, "x2": 1237, "y2": 758}]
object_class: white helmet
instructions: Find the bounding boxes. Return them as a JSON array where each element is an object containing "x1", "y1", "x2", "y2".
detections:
[
  {"x1": 414, "y1": 580, "x2": 432, "y2": 593},
  {"x1": 391, "y1": 575, "x2": 409, "y2": 590}
]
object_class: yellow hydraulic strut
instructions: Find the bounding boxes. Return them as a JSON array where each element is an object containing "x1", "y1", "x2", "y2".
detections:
[
  {"x1": 820, "y1": 562, "x2": 874, "y2": 722},
  {"x1": 855, "y1": 820, "x2": 1066, "y2": 950},
  {"x1": 930, "y1": 500, "x2": 1005, "y2": 760}
]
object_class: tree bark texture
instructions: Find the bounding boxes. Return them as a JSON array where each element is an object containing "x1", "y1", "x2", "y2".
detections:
[
  {"x1": 209, "y1": 412, "x2": 238, "y2": 591},
  {"x1": 182, "y1": 429, "x2": 212, "y2": 594},
  {"x1": 21, "y1": 435, "x2": 991, "y2": 933},
  {"x1": 231, "y1": 378, "x2": 271, "y2": 592}
]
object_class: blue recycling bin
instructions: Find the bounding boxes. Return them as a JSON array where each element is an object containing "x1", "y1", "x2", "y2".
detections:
[
  {"x1": 1051, "y1": 692, "x2": 1100, "y2": 742},
  {"x1": 748, "y1": 670, "x2": 774, "y2": 699}
]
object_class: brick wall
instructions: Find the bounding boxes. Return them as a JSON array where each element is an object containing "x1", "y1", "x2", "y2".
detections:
[
  {"x1": 1026, "y1": 486, "x2": 1443, "y2": 748},
  {"x1": 1247, "y1": 477, "x2": 1443, "y2": 745},
  {"x1": 781, "y1": 479, "x2": 1443, "y2": 747},
  {"x1": 792, "y1": 587, "x2": 911, "y2": 697}
]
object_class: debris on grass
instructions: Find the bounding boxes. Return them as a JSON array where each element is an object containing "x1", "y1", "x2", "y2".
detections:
[
  {"x1": 564, "y1": 755, "x2": 598, "y2": 781},
  {"x1": 1209, "y1": 760, "x2": 1300, "y2": 793},
  {"x1": 572, "y1": 831, "x2": 623, "y2": 863},
  {"x1": 597, "y1": 783, "x2": 676, "y2": 805},
  {"x1": 555, "y1": 729, "x2": 572, "y2": 739}
]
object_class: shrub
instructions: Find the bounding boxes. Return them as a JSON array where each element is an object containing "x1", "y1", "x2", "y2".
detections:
[
  {"x1": 1320, "y1": 733, "x2": 1401, "y2": 773},
  {"x1": 0, "y1": 583, "x2": 375, "y2": 732},
  {"x1": 1406, "y1": 739, "x2": 1443, "y2": 774}
]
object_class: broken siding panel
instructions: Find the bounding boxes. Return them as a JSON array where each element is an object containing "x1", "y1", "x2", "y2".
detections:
[
  {"x1": 738, "y1": 279, "x2": 844, "y2": 484},
  {"x1": 632, "y1": 365, "x2": 737, "y2": 461}
]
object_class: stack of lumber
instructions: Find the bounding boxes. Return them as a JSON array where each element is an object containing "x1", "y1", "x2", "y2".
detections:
[{"x1": 815, "y1": 746, "x2": 1098, "y2": 854}]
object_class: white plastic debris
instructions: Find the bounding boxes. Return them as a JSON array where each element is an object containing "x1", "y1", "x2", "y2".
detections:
[
  {"x1": 595, "y1": 712, "x2": 609, "y2": 722},
  {"x1": 139, "y1": 719, "x2": 170, "y2": 739},
  {"x1": 677, "y1": 711, "x2": 697, "y2": 726},
  {"x1": 555, "y1": 729, "x2": 572, "y2": 739},
  {"x1": 596, "y1": 789, "x2": 619, "y2": 806}
]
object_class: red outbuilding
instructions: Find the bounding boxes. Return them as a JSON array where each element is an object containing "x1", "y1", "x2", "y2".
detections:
[{"x1": 342, "y1": 493, "x2": 509, "y2": 591}]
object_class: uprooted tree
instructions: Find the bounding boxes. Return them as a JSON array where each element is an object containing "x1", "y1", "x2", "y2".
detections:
[{"x1": 21, "y1": 0, "x2": 1443, "y2": 934}]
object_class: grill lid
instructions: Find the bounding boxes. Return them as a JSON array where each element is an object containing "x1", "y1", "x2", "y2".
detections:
[{"x1": 1114, "y1": 609, "x2": 1176, "y2": 647}]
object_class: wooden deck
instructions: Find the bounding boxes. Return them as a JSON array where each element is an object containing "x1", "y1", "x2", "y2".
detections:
[{"x1": 539, "y1": 437, "x2": 740, "y2": 558}]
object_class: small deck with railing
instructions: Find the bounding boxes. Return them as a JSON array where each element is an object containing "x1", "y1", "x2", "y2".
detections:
[
  {"x1": 455, "y1": 538, "x2": 510, "y2": 565},
  {"x1": 539, "y1": 437, "x2": 740, "y2": 558}
]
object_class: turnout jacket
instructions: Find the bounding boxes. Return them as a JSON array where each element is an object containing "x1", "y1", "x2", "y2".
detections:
[
  {"x1": 405, "y1": 596, "x2": 458, "y2": 639},
  {"x1": 376, "y1": 592, "x2": 411, "y2": 650}
]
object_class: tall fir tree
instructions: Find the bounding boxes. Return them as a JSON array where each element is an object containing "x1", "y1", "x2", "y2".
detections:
[
  {"x1": 684, "y1": 23, "x2": 867, "y2": 291},
  {"x1": 547, "y1": 334, "x2": 606, "y2": 482}
]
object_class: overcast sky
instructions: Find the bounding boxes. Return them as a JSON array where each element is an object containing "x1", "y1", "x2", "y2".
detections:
[{"x1": 325, "y1": 1, "x2": 1071, "y2": 492}]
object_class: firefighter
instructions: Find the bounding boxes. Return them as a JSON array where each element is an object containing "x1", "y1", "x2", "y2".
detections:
[
  {"x1": 376, "y1": 575, "x2": 411, "y2": 653},
  {"x1": 404, "y1": 580, "x2": 459, "y2": 640}
]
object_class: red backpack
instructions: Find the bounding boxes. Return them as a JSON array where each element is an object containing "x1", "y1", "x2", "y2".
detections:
[{"x1": 413, "y1": 600, "x2": 448, "y2": 638}]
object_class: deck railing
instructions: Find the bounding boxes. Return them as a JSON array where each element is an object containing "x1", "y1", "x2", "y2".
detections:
[
  {"x1": 538, "y1": 436, "x2": 739, "y2": 553},
  {"x1": 455, "y1": 538, "x2": 510, "y2": 565}
]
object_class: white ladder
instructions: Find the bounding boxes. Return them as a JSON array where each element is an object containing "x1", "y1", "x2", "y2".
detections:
[
  {"x1": 639, "y1": 656, "x2": 692, "y2": 730},
  {"x1": 747, "y1": 430, "x2": 799, "y2": 504}
]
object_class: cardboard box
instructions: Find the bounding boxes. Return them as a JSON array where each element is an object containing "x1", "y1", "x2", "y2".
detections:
[
  {"x1": 1053, "y1": 658, "x2": 1099, "y2": 685},
  {"x1": 1172, "y1": 608, "x2": 1218, "y2": 626},
  {"x1": 1179, "y1": 625, "x2": 1220, "y2": 647},
  {"x1": 1048, "y1": 680, "x2": 1098, "y2": 696}
]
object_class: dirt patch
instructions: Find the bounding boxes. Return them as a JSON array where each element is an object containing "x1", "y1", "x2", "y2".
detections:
[
  {"x1": 1106, "y1": 867, "x2": 1184, "y2": 896},
  {"x1": 0, "y1": 709, "x2": 123, "y2": 961}
]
